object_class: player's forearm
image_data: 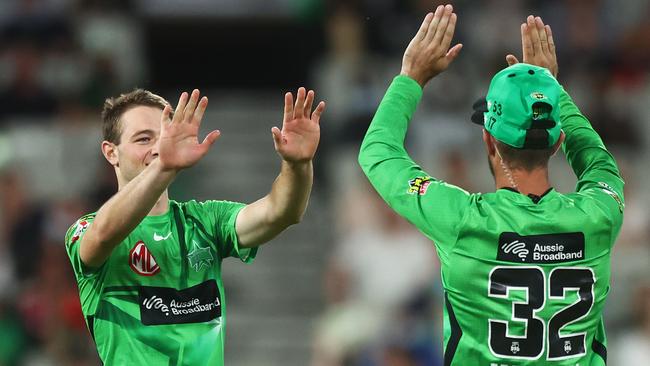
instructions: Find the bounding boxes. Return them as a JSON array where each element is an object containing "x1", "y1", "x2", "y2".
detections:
[
  {"x1": 559, "y1": 88, "x2": 623, "y2": 190},
  {"x1": 236, "y1": 160, "x2": 313, "y2": 248},
  {"x1": 268, "y1": 160, "x2": 313, "y2": 225},
  {"x1": 80, "y1": 159, "x2": 177, "y2": 267},
  {"x1": 358, "y1": 75, "x2": 422, "y2": 190}
]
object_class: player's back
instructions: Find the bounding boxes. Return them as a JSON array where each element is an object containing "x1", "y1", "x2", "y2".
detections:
[{"x1": 440, "y1": 188, "x2": 614, "y2": 366}]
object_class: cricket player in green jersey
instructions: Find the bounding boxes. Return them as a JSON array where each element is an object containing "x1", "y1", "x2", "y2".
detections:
[
  {"x1": 359, "y1": 5, "x2": 623, "y2": 366},
  {"x1": 65, "y1": 86, "x2": 325, "y2": 365}
]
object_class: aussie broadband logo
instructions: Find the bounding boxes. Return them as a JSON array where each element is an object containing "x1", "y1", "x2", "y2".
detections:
[
  {"x1": 497, "y1": 232, "x2": 585, "y2": 263},
  {"x1": 139, "y1": 280, "x2": 221, "y2": 325},
  {"x1": 129, "y1": 241, "x2": 160, "y2": 276}
]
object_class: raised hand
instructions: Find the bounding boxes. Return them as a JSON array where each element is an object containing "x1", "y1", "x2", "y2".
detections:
[
  {"x1": 272, "y1": 87, "x2": 325, "y2": 164},
  {"x1": 506, "y1": 16, "x2": 558, "y2": 78},
  {"x1": 158, "y1": 89, "x2": 221, "y2": 172},
  {"x1": 400, "y1": 4, "x2": 463, "y2": 88}
]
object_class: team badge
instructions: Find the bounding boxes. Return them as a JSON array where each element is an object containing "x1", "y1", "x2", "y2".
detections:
[
  {"x1": 187, "y1": 240, "x2": 213, "y2": 272},
  {"x1": 407, "y1": 176, "x2": 432, "y2": 195},
  {"x1": 510, "y1": 341, "x2": 520, "y2": 354},
  {"x1": 130, "y1": 241, "x2": 160, "y2": 276},
  {"x1": 70, "y1": 220, "x2": 90, "y2": 245}
]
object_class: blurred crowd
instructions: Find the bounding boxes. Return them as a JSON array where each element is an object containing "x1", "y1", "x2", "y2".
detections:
[{"x1": 0, "y1": 0, "x2": 648, "y2": 365}]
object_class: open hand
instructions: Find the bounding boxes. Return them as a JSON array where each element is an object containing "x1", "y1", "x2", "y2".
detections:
[
  {"x1": 272, "y1": 87, "x2": 325, "y2": 164},
  {"x1": 158, "y1": 89, "x2": 220, "y2": 172},
  {"x1": 506, "y1": 16, "x2": 558, "y2": 78},
  {"x1": 400, "y1": 4, "x2": 463, "y2": 88}
]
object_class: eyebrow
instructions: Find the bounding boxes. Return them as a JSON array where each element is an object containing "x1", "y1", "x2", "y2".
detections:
[{"x1": 130, "y1": 129, "x2": 156, "y2": 139}]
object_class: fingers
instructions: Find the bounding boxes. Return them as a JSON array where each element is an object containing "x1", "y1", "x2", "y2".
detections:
[
  {"x1": 173, "y1": 92, "x2": 189, "y2": 123},
  {"x1": 527, "y1": 15, "x2": 542, "y2": 56},
  {"x1": 284, "y1": 88, "x2": 323, "y2": 123},
  {"x1": 545, "y1": 25, "x2": 556, "y2": 56},
  {"x1": 271, "y1": 126, "x2": 284, "y2": 147},
  {"x1": 439, "y1": 12, "x2": 458, "y2": 51},
  {"x1": 191, "y1": 96, "x2": 208, "y2": 125},
  {"x1": 505, "y1": 54, "x2": 519, "y2": 66},
  {"x1": 432, "y1": 5, "x2": 454, "y2": 46},
  {"x1": 311, "y1": 101, "x2": 326, "y2": 124},
  {"x1": 521, "y1": 22, "x2": 533, "y2": 62},
  {"x1": 535, "y1": 16, "x2": 550, "y2": 54},
  {"x1": 293, "y1": 87, "x2": 306, "y2": 119},
  {"x1": 415, "y1": 12, "x2": 434, "y2": 41},
  {"x1": 445, "y1": 43, "x2": 463, "y2": 63},
  {"x1": 424, "y1": 5, "x2": 445, "y2": 42},
  {"x1": 201, "y1": 130, "x2": 221, "y2": 147},
  {"x1": 304, "y1": 90, "x2": 315, "y2": 117},
  {"x1": 283, "y1": 92, "x2": 293, "y2": 123},
  {"x1": 183, "y1": 89, "x2": 200, "y2": 123},
  {"x1": 161, "y1": 104, "x2": 173, "y2": 123}
]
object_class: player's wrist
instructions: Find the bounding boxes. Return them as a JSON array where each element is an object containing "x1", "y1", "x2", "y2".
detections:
[
  {"x1": 281, "y1": 159, "x2": 312, "y2": 171},
  {"x1": 149, "y1": 159, "x2": 179, "y2": 180},
  {"x1": 399, "y1": 68, "x2": 428, "y2": 88}
]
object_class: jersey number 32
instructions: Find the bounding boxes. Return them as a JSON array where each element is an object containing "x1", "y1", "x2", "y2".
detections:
[{"x1": 488, "y1": 266, "x2": 595, "y2": 361}]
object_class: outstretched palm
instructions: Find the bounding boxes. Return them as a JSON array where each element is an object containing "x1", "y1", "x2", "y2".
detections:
[
  {"x1": 158, "y1": 89, "x2": 221, "y2": 172},
  {"x1": 272, "y1": 87, "x2": 325, "y2": 163}
]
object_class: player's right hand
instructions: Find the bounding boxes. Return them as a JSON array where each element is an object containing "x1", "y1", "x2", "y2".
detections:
[
  {"x1": 506, "y1": 16, "x2": 559, "y2": 78},
  {"x1": 400, "y1": 4, "x2": 463, "y2": 88},
  {"x1": 158, "y1": 89, "x2": 221, "y2": 172}
]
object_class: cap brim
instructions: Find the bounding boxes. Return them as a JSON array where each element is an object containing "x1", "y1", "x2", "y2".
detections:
[{"x1": 470, "y1": 97, "x2": 487, "y2": 125}]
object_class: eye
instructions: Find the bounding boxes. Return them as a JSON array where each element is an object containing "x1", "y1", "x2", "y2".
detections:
[{"x1": 136, "y1": 137, "x2": 151, "y2": 143}]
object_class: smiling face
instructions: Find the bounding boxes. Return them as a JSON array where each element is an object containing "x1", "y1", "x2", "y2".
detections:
[
  {"x1": 102, "y1": 106, "x2": 165, "y2": 187},
  {"x1": 100, "y1": 89, "x2": 170, "y2": 189}
]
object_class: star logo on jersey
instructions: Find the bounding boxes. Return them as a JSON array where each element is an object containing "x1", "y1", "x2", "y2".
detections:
[{"x1": 187, "y1": 240, "x2": 213, "y2": 272}]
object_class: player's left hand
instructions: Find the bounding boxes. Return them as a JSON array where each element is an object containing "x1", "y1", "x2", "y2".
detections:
[
  {"x1": 400, "y1": 4, "x2": 463, "y2": 88},
  {"x1": 272, "y1": 87, "x2": 325, "y2": 163}
]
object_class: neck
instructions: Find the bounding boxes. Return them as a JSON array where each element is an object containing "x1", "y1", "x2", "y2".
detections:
[
  {"x1": 495, "y1": 167, "x2": 551, "y2": 197},
  {"x1": 148, "y1": 191, "x2": 170, "y2": 216}
]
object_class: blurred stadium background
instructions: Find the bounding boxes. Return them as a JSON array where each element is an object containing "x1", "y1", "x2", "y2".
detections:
[{"x1": 0, "y1": 0, "x2": 648, "y2": 365}]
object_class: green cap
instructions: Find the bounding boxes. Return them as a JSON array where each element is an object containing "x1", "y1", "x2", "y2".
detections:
[{"x1": 477, "y1": 63, "x2": 562, "y2": 149}]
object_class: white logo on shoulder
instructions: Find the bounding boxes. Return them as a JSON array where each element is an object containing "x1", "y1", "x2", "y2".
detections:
[{"x1": 153, "y1": 232, "x2": 172, "y2": 241}]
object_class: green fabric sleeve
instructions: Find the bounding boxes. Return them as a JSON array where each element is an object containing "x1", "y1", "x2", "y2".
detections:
[
  {"x1": 358, "y1": 75, "x2": 471, "y2": 253},
  {"x1": 559, "y1": 88, "x2": 625, "y2": 228},
  {"x1": 64, "y1": 214, "x2": 107, "y2": 278},
  {"x1": 199, "y1": 200, "x2": 258, "y2": 263}
]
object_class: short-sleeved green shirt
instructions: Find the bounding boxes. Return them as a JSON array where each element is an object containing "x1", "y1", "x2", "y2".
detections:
[
  {"x1": 359, "y1": 76, "x2": 624, "y2": 365},
  {"x1": 65, "y1": 200, "x2": 257, "y2": 365}
]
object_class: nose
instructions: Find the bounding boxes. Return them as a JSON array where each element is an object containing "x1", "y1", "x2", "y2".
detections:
[{"x1": 151, "y1": 141, "x2": 160, "y2": 159}]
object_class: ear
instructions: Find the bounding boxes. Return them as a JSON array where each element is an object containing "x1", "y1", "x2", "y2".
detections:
[
  {"x1": 482, "y1": 129, "x2": 497, "y2": 157},
  {"x1": 101, "y1": 141, "x2": 119, "y2": 167},
  {"x1": 550, "y1": 131, "x2": 565, "y2": 156}
]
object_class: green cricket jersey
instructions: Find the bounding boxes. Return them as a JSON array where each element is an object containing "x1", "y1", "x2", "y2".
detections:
[
  {"x1": 65, "y1": 199, "x2": 257, "y2": 365},
  {"x1": 358, "y1": 76, "x2": 624, "y2": 365}
]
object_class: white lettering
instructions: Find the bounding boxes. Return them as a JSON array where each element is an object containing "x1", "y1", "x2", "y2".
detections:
[
  {"x1": 170, "y1": 298, "x2": 200, "y2": 309},
  {"x1": 533, "y1": 243, "x2": 565, "y2": 252},
  {"x1": 533, "y1": 250, "x2": 583, "y2": 261}
]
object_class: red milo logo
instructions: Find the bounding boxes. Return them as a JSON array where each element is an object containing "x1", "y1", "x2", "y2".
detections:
[{"x1": 129, "y1": 241, "x2": 160, "y2": 276}]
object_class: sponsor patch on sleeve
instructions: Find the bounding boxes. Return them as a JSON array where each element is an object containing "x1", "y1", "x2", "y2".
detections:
[
  {"x1": 597, "y1": 182, "x2": 624, "y2": 213},
  {"x1": 69, "y1": 219, "x2": 90, "y2": 245},
  {"x1": 407, "y1": 176, "x2": 433, "y2": 196}
]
